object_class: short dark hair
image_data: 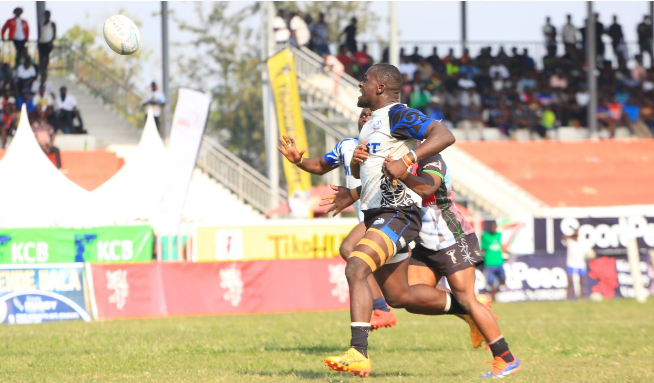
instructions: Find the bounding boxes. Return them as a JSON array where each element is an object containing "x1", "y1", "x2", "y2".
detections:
[{"x1": 371, "y1": 64, "x2": 402, "y2": 89}]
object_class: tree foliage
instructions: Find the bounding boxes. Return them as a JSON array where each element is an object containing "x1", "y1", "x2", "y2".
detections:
[{"x1": 173, "y1": 2, "x2": 266, "y2": 171}]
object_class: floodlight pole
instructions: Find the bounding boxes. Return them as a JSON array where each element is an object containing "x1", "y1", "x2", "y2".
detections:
[
  {"x1": 461, "y1": 1, "x2": 467, "y2": 52},
  {"x1": 389, "y1": 2, "x2": 399, "y2": 67},
  {"x1": 161, "y1": 1, "x2": 171, "y2": 142},
  {"x1": 651, "y1": 1, "x2": 654, "y2": 67},
  {"x1": 36, "y1": 2, "x2": 46, "y2": 33},
  {"x1": 586, "y1": 2, "x2": 598, "y2": 136},
  {"x1": 262, "y1": 2, "x2": 280, "y2": 211}
]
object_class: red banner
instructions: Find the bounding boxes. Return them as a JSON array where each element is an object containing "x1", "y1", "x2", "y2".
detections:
[{"x1": 88, "y1": 259, "x2": 350, "y2": 320}]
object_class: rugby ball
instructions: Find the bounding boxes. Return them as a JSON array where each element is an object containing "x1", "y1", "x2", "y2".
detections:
[{"x1": 103, "y1": 15, "x2": 141, "y2": 55}]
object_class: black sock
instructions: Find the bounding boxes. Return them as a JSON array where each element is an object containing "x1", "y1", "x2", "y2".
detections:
[
  {"x1": 489, "y1": 337, "x2": 514, "y2": 362},
  {"x1": 372, "y1": 297, "x2": 390, "y2": 312},
  {"x1": 350, "y1": 325, "x2": 370, "y2": 358},
  {"x1": 446, "y1": 292, "x2": 467, "y2": 315}
]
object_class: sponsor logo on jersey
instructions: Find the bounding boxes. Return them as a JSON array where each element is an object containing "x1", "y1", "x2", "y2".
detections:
[
  {"x1": 372, "y1": 119, "x2": 382, "y2": 131},
  {"x1": 424, "y1": 160, "x2": 442, "y2": 170},
  {"x1": 447, "y1": 249, "x2": 457, "y2": 264},
  {"x1": 373, "y1": 218, "x2": 385, "y2": 226}
]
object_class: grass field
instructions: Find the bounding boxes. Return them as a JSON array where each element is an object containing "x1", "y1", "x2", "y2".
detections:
[{"x1": 1, "y1": 299, "x2": 653, "y2": 383}]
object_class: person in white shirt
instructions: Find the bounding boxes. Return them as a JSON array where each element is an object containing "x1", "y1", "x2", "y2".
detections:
[
  {"x1": 488, "y1": 59, "x2": 510, "y2": 79},
  {"x1": 561, "y1": 14, "x2": 577, "y2": 53},
  {"x1": 55, "y1": 86, "x2": 83, "y2": 133},
  {"x1": 272, "y1": 9, "x2": 290, "y2": 43},
  {"x1": 543, "y1": 16, "x2": 557, "y2": 53},
  {"x1": 38, "y1": 10, "x2": 56, "y2": 76},
  {"x1": 398, "y1": 56, "x2": 417, "y2": 81},
  {"x1": 141, "y1": 82, "x2": 166, "y2": 128},
  {"x1": 31, "y1": 72, "x2": 56, "y2": 99},
  {"x1": 15, "y1": 59, "x2": 36, "y2": 93},
  {"x1": 289, "y1": 11, "x2": 310, "y2": 48},
  {"x1": 563, "y1": 230, "x2": 593, "y2": 300}
]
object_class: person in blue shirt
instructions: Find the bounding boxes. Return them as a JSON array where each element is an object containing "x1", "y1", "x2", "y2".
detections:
[{"x1": 16, "y1": 88, "x2": 35, "y2": 121}]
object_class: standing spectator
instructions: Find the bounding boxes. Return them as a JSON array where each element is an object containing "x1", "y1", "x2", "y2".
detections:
[
  {"x1": 631, "y1": 54, "x2": 647, "y2": 83},
  {"x1": 31, "y1": 108, "x2": 61, "y2": 169},
  {"x1": 563, "y1": 230, "x2": 592, "y2": 300},
  {"x1": 304, "y1": 13, "x2": 314, "y2": 51},
  {"x1": 562, "y1": 14, "x2": 578, "y2": 53},
  {"x1": 594, "y1": 13, "x2": 606, "y2": 61},
  {"x1": 597, "y1": 99, "x2": 615, "y2": 138},
  {"x1": 55, "y1": 86, "x2": 79, "y2": 133},
  {"x1": 38, "y1": 10, "x2": 56, "y2": 76},
  {"x1": 543, "y1": 16, "x2": 557, "y2": 53},
  {"x1": 15, "y1": 59, "x2": 36, "y2": 93},
  {"x1": 272, "y1": 9, "x2": 289, "y2": 44},
  {"x1": 141, "y1": 82, "x2": 166, "y2": 129},
  {"x1": 339, "y1": 17, "x2": 357, "y2": 55},
  {"x1": 522, "y1": 48, "x2": 536, "y2": 72},
  {"x1": 312, "y1": 12, "x2": 329, "y2": 56},
  {"x1": 637, "y1": 15, "x2": 653, "y2": 67},
  {"x1": 1, "y1": 8, "x2": 29, "y2": 68},
  {"x1": 481, "y1": 222, "x2": 505, "y2": 302},
  {"x1": 410, "y1": 46, "x2": 423, "y2": 63},
  {"x1": 607, "y1": 15, "x2": 624, "y2": 61},
  {"x1": 289, "y1": 11, "x2": 310, "y2": 48}
]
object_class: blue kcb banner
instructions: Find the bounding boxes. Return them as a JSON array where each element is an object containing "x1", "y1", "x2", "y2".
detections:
[{"x1": 0, "y1": 263, "x2": 91, "y2": 324}]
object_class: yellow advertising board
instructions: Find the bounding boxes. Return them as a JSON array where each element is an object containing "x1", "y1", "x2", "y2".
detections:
[
  {"x1": 267, "y1": 49, "x2": 313, "y2": 217},
  {"x1": 195, "y1": 220, "x2": 359, "y2": 262}
]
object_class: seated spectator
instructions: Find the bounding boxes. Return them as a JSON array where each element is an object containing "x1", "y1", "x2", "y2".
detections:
[
  {"x1": 1, "y1": 90, "x2": 17, "y2": 148},
  {"x1": 31, "y1": 108, "x2": 61, "y2": 168},
  {"x1": 410, "y1": 46, "x2": 423, "y2": 63},
  {"x1": 538, "y1": 105, "x2": 557, "y2": 139},
  {"x1": 416, "y1": 57, "x2": 433, "y2": 80},
  {"x1": 496, "y1": 46, "x2": 509, "y2": 64},
  {"x1": 457, "y1": 103, "x2": 484, "y2": 140},
  {"x1": 34, "y1": 84, "x2": 54, "y2": 115},
  {"x1": 336, "y1": 45, "x2": 354, "y2": 77},
  {"x1": 622, "y1": 97, "x2": 651, "y2": 136},
  {"x1": 16, "y1": 88, "x2": 36, "y2": 121},
  {"x1": 631, "y1": 55, "x2": 647, "y2": 83},
  {"x1": 30, "y1": 72, "x2": 56, "y2": 98},
  {"x1": 55, "y1": 86, "x2": 84, "y2": 134},
  {"x1": 491, "y1": 72, "x2": 505, "y2": 92},
  {"x1": 596, "y1": 99, "x2": 615, "y2": 138},
  {"x1": 409, "y1": 71, "x2": 430, "y2": 113},
  {"x1": 441, "y1": 48, "x2": 456, "y2": 64},
  {"x1": 399, "y1": 55, "x2": 417, "y2": 82},
  {"x1": 550, "y1": 69, "x2": 568, "y2": 89},
  {"x1": 522, "y1": 48, "x2": 536, "y2": 72},
  {"x1": 536, "y1": 86, "x2": 554, "y2": 106},
  {"x1": 487, "y1": 99, "x2": 511, "y2": 136},
  {"x1": 460, "y1": 48, "x2": 472, "y2": 64},
  {"x1": 489, "y1": 59, "x2": 509, "y2": 79},
  {"x1": 15, "y1": 59, "x2": 36, "y2": 93},
  {"x1": 0, "y1": 62, "x2": 15, "y2": 91},
  {"x1": 510, "y1": 101, "x2": 537, "y2": 137},
  {"x1": 643, "y1": 71, "x2": 654, "y2": 96},
  {"x1": 508, "y1": 47, "x2": 522, "y2": 74},
  {"x1": 426, "y1": 95, "x2": 445, "y2": 121},
  {"x1": 518, "y1": 71, "x2": 537, "y2": 93}
]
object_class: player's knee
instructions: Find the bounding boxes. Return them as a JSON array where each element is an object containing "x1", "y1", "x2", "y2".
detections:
[
  {"x1": 339, "y1": 241, "x2": 354, "y2": 260},
  {"x1": 345, "y1": 257, "x2": 371, "y2": 282},
  {"x1": 452, "y1": 292, "x2": 474, "y2": 313},
  {"x1": 383, "y1": 292, "x2": 409, "y2": 309}
]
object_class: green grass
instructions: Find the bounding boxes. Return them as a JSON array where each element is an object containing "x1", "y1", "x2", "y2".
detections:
[{"x1": 1, "y1": 300, "x2": 653, "y2": 382}]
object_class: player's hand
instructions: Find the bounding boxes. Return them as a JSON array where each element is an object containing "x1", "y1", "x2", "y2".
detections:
[
  {"x1": 319, "y1": 183, "x2": 356, "y2": 217},
  {"x1": 276, "y1": 135, "x2": 306, "y2": 164},
  {"x1": 352, "y1": 139, "x2": 369, "y2": 164},
  {"x1": 383, "y1": 157, "x2": 410, "y2": 182}
]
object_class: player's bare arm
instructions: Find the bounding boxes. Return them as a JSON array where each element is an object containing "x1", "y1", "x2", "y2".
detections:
[
  {"x1": 383, "y1": 155, "x2": 442, "y2": 198},
  {"x1": 350, "y1": 139, "x2": 368, "y2": 179},
  {"x1": 277, "y1": 135, "x2": 333, "y2": 175},
  {"x1": 383, "y1": 121, "x2": 455, "y2": 180}
]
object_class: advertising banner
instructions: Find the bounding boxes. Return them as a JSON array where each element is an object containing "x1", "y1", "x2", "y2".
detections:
[
  {"x1": 534, "y1": 216, "x2": 654, "y2": 255},
  {"x1": 88, "y1": 258, "x2": 350, "y2": 320},
  {"x1": 0, "y1": 226, "x2": 153, "y2": 265},
  {"x1": 476, "y1": 253, "x2": 652, "y2": 303},
  {"x1": 153, "y1": 88, "x2": 210, "y2": 235},
  {"x1": 0, "y1": 263, "x2": 91, "y2": 324},
  {"x1": 195, "y1": 221, "x2": 358, "y2": 262},
  {"x1": 267, "y1": 49, "x2": 313, "y2": 218}
]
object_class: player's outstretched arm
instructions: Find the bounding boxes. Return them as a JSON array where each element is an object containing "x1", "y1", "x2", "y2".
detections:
[
  {"x1": 385, "y1": 121, "x2": 455, "y2": 180},
  {"x1": 319, "y1": 183, "x2": 362, "y2": 217},
  {"x1": 277, "y1": 135, "x2": 333, "y2": 175}
]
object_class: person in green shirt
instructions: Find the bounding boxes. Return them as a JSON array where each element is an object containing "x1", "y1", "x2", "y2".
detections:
[{"x1": 481, "y1": 222, "x2": 506, "y2": 301}]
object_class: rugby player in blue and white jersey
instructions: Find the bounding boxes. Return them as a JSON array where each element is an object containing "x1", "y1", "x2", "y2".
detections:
[{"x1": 277, "y1": 108, "x2": 399, "y2": 330}]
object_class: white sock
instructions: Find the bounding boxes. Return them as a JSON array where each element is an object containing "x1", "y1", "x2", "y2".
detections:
[{"x1": 444, "y1": 292, "x2": 452, "y2": 312}]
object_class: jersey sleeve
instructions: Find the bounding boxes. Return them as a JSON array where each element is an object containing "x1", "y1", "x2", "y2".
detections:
[
  {"x1": 388, "y1": 104, "x2": 436, "y2": 141},
  {"x1": 322, "y1": 140, "x2": 344, "y2": 168},
  {"x1": 418, "y1": 154, "x2": 447, "y2": 181}
]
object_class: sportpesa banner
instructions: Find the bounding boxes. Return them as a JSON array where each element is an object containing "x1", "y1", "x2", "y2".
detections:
[
  {"x1": 0, "y1": 226, "x2": 153, "y2": 264},
  {"x1": 267, "y1": 49, "x2": 313, "y2": 218},
  {"x1": 0, "y1": 263, "x2": 91, "y2": 324},
  {"x1": 194, "y1": 220, "x2": 358, "y2": 262}
]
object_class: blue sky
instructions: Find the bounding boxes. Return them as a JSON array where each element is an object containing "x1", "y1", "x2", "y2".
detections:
[{"x1": 2, "y1": 1, "x2": 650, "y2": 90}]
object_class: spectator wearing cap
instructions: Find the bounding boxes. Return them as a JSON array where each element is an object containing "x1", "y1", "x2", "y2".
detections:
[
  {"x1": 38, "y1": 10, "x2": 56, "y2": 76},
  {"x1": 141, "y1": 82, "x2": 166, "y2": 129},
  {"x1": 31, "y1": 108, "x2": 61, "y2": 168},
  {"x1": 1, "y1": 8, "x2": 29, "y2": 68}
]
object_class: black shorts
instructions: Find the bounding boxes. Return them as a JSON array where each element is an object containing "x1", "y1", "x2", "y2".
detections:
[
  {"x1": 359, "y1": 205, "x2": 422, "y2": 269},
  {"x1": 410, "y1": 233, "x2": 483, "y2": 277}
]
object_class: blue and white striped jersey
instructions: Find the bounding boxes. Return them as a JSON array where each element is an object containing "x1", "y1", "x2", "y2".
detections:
[{"x1": 323, "y1": 138, "x2": 364, "y2": 222}]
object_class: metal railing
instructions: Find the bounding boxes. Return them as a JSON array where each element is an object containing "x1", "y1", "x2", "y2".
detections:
[{"x1": 197, "y1": 135, "x2": 287, "y2": 213}]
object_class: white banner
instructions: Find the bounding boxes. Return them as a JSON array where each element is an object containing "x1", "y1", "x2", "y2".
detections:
[{"x1": 153, "y1": 88, "x2": 211, "y2": 234}]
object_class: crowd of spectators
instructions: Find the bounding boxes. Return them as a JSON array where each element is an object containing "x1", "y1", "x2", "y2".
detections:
[
  {"x1": 1, "y1": 7, "x2": 83, "y2": 166},
  {"x1": 277, "y1": 10, "x2": 654, "y2": 139}
]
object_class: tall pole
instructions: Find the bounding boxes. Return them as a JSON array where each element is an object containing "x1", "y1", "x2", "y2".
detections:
[
  {"x1": 263, "y1": 2, "x2": 279, "y2": 210},
  {"x1": 161, "y1": 1, "x2": 170, "y2": 142},
  {"x1": 389, "y1": 2, "x2": 399, "y2": 66},
  {"x1": 36, "y1": 2, "x2": 46, "y2": 34},
  {"x1": 650, "y1": 1, "x2": 654, "y2": 68},
  {"x1": 587, "y1": 2, "x2": 598, "y2": 136},
  {"x1": 461, "y1": 1, "x2": 467, "y2": 52}
]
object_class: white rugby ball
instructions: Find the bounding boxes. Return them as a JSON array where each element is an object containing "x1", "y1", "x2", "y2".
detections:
[{"x1": 103, "y1": 15, "x2": 141, "y2": 55}]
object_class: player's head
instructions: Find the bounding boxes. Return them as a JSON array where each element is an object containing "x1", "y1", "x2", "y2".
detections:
[
  {"x1": 357, "y1": 108, "x2": 371, "y2": 131},
  {"x1": 357, "y1": 64, "x2": 402, "y2": 109}
]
